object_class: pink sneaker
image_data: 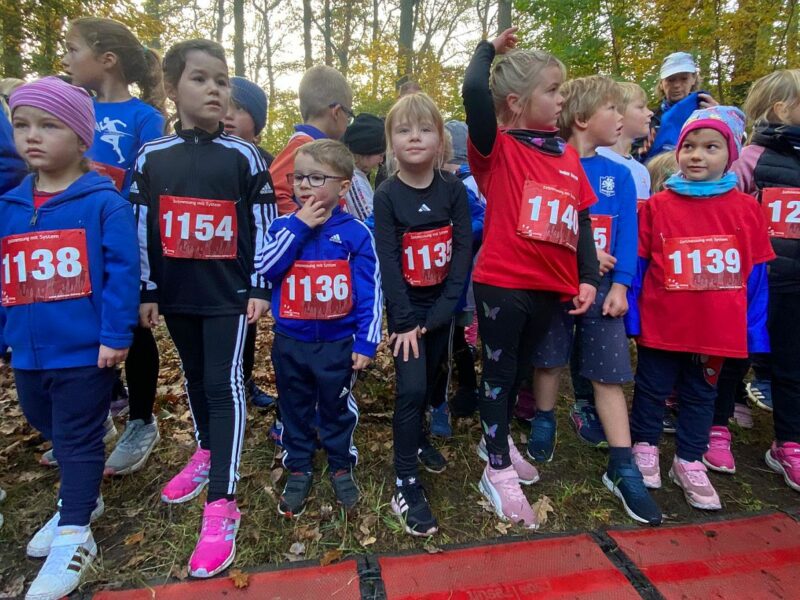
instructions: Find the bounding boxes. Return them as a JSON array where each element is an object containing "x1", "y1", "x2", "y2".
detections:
[
  {"x1": 765, "y1": 442, "x2": 800, "y2": 492},
  {"x1": 161, "y1": 448, "x2": 211, "y2": 504},
  {"x1": 479, "y1": 465, "x2": 538, "y2": 529},
  {"x1": 514, "y1": 388, "x2": 536, "y2": 421},
  {"x1": 632, "y1": 442, "x2": 661, "y2": 488},
  {"x1": 669, "y1": 456, "x2": 721, "y2": 510},
  {"x1": 477, "y1": 436, "x2": 540, "y2": 485},
  {"x1": 732, "y1": 404, "x2": 753, "y2": 429},
  {"x1": 188, "y1": 499, "x2": 241, "y2": 578},
  {"x1": 702, "y1": 426, "x2": 736, "y2": 474}
]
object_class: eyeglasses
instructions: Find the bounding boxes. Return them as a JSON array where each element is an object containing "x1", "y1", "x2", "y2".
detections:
[
  {"x1": 329, "y1": 103, "x2": 355, "y2": 124},
  {"x1": 287, "y1": 172, "x2": 348, "y2": 187}
]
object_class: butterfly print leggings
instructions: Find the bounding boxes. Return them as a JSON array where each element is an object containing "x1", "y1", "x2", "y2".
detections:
[{"x1": 474, "y1": 284, "x2": 559, "y2": 469}]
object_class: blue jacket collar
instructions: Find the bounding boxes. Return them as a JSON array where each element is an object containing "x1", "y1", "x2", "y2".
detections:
[
  {"x1": 4, "y1": 170, "x2": 119, "y2": 207},
  {"x1": 294, "y1": 124, "x2": 328, "y2": 140}
]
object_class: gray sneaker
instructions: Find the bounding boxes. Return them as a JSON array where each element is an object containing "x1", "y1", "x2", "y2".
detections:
[
  {"x1": 40, "y1": 413, "x2": 117, "y2": 468},
  {"x1": 104, "y1": 418, "x2": 160, "y2": 476}
]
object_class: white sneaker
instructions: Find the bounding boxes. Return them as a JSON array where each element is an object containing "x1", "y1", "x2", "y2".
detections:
[
  {"x1": 27, "y1": 496, "x2": 104, "y2": 558},
  {"x1": 26, "y1": 526, "x2": 97, "y2": 600},
  {"x1": 40, "y1": 412, "x2": 118, "y2": 467}
]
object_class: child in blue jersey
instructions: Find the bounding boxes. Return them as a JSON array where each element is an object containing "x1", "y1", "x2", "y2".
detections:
[
  {"x1": 58, "y1": 17, "x2": 166, "y2": 477},
  {"x1": 531, "y1": 76, "x2": 661, "y2": 525},
  {"x1": 257, "y1": 139, "x2": 382, "y2": 516},
  {"x1": 2, "y1": 77, "x2": 139, "y2": 600}
]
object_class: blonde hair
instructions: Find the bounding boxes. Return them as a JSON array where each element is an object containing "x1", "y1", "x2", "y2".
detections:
[
  {"x1": 298, "y1": 66, "x2": 353, "y2": 122},
  {"x1": 742, "y1": 69, "x2": 800, "y2": 126},
  {"x1": 0, "y1": 78, "x2": 24, "y2": 119},
  {"x1": 647, "y1": 151, "x2": 679, "y2": 193},
  {"x1": 653, "y1": 72, "x2": 702, "y2": 104},
  {"x1": 557, "y1": 75, "x2": 621, "y2": 139},
  {"x1": 385, "y1": 93, "x2": 445, "y2": 170},
  {"x1": 490, "y1": 49, "x2": 566, "y2": 126},
  {"x1": 617, "y1": 82, "x2": 648, "y2": 114},
  {"x1": 295, "y1": 139, "x2": 354, "y2": 179}
]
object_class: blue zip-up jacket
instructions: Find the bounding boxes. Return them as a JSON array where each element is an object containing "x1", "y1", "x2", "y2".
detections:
[
  {"x1": 256, "y1": 207, "x2": 383, "y2": 357},
  {"x1": 0, "y1": 171, "x2": 140, "y2": 369},
  {"x1": 581, "y1": 155, "x2": 637, "y2": 287},
  {"x1": 0, "y1": 112, "x2": 26, "y2": 195},
  {"x1": 646, "y1": 91, "x2": 704, "y2": 160}
]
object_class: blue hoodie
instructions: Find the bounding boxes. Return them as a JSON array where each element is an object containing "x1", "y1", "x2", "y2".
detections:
[
  {"x1": 0, "y1": 171, "x2": 140, "y2": 369},
  {"x1": 256, "y1": 207, "x2": 383, "y2": 357},
  {"x1": 0, "y1": 112, "x2": 26, "y2": 195},
  {"x1": 646, "y1": 91, "x2": 704, "y2": 160}
]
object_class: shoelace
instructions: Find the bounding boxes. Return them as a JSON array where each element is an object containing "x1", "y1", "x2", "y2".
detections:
[
  {"x1": 401, "y1": 481, "x2": 427, "y2": 507},
  {"x1": 683, "y1": 467, "x2": 711, "y2": 487},
  {"x1": 781, "y1": 446, "x2": 800, "y2": 468},
  {"x1": 494, "y1": 471, "x2": 526, "y2": 502},
  {"x1": 182, "y1": 454, "x2": 210, "y2": 479},
  {"x1": 531, "y1": 420, "x2": 555, "y2": 444},
  {"x1": 708, "y1": 433, "x2": 730, "y2": 450},
  {"x1": 635, "y1": 451, "x2": 657, "y2": 468},
  {"x1": 116, "y1": 422, "x2": 144, "y2": 450},
  {"x1": 199, "y1": 514, "x2": 230, "y2": 539}
]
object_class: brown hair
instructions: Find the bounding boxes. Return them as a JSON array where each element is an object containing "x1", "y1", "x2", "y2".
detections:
[
  {"x1": 295, "y1": 139, "x2": 355, "y2": 179},
  {"x1": 162, "y1": 39, "x2": 227, "y2": 91},
  {"x1": 557, "y1": 75, "x2": 621, "y2": 138},
  {"x1": 69, "y1": 17, "x2": 165, "y2": 114},
  {"x1": 647, "y1": 151, "x2": 679, "y2": 193}
]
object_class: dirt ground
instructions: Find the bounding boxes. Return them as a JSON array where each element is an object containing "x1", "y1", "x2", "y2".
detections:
[{"x1": 0, "y1": 323, "x2": 797, "y2": 597}]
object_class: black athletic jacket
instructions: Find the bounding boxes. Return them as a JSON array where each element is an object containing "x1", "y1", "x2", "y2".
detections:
[{"x1": 131, "y1": 123, "x2": 277, "y2": 315}]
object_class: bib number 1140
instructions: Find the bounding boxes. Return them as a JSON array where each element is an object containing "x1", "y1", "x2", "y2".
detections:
[{"x1": 516, "y1": 181, "x2": 579, "y2": 251}]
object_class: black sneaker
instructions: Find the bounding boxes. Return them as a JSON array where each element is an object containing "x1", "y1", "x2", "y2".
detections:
[
  {"x1": 450, "y1": 386, "x2": 479, "y2": 418},
  {"x1": 602, "y1": 462, "x2": 662, "y2": 526},
  {"x1": 418, "y1": 442, "x2": 447, "y2": 473},
  {"x1": 331, "y1": 469, "x2": 360, "y2": 511},
  {"x1": 278, "y1": 472, "x2": 313, "y2": 518},
  {"x1": 662, "y1": 412, "x2": 677, "y2": 435},
  {"x1": 391, "y1": 477, "x2": 438, "y2": 537},
  {"x1": 246, "y1": 379, "x2": 276, "y2": 408}
]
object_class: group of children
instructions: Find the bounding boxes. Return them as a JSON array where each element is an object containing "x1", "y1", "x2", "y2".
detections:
[{"x1": 1, "y1": 16, "x2": 799, "y2": 599}]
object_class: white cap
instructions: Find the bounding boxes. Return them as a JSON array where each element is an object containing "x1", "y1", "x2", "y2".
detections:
[{"x1": 659, "y1": 52, "x2": 697, "y2": 80}]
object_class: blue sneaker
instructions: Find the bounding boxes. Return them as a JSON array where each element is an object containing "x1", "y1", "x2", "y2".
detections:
[
  {"x1": 269, "y1": 419, "x2": 284, "y2": 448},
  {"x1": 570, "y1": 401, "x2": 607, "y2": 447},
  {"x1": 430, "y1": 403, "x2": 452, "y2": 438},
  {"x1": 603, "y1": 461, "x2": 662, "y2": 526},
  {"x1": 746, "y1": 379, "x2": 773, "y2": 412},
  {"x1": 527, "y1": 412, "x2": 557, "y2": 463},
  {"x1": 247, "y1": 379, "x2": 276, "y2": 408}
]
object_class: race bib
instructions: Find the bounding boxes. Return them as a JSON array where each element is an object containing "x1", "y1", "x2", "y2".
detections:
[
  {"x1": 663, "y1": 235, "x2": 742, "y2": 291},
  {"x1": 279, "y1": 260, "x2": 353, "y2": 320},
  {"x1": 159, "y1": 195, "x2": 237, "y2": 259},
  {"x1": 1, "y1": 229, "x2": 91, "y2": 306},
  {"x1": 402, "y1": 225, "x2": 453, "y2": 287},
  {"x1": 89, "y1": 161, "x2": 126, "y2": 192},
  {"x1": 516, "y1": 181, "x2": 579, "y2": 251},
  {"x1": 590, "y1": 214, "x2": 613, "y2": 252},
  {"x1": 762, "y1": 188, "x2": 800, "y2": 239}
]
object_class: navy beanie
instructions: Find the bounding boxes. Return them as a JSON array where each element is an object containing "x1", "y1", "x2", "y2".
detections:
[
  {"x1": 230, "y1": 76, "x2": 267, "y2": 135},
  {"x1": 343, "y1": 113, "x2": 386, "y2": 155}
]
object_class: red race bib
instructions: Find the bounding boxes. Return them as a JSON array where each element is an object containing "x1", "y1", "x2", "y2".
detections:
[
  {"x1": 663, "y1": 235, "x2": 743, "y2": 291},
  {"x1": 402, "y1": 225, "x2": 453, "y2": 287},
  {"x1": 762, "y1": 188, "x2": 800, "y2": 239},
  {"x1": 1, "y1": 229, "x2": 91, "y2": 306},
  {"x1": 590, "y1": 214, "x2": 613, "y2": 252},
  {"x1": 159, "y1": 195, "x2": 238, "y2": 259},
  {"x1": 279, "y1": 260, "x2": 353, "y2": 320},
  {"x1": 516, "y1": 181, "x2": 579, "y2": 251},
  {"x1": 89, "y1": 161, "x2": 126, "y2": 192}
]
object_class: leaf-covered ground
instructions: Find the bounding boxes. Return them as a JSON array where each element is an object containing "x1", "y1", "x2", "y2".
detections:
[{"x1": 0, "y1": 321, "x2": 797, "y2": 597}]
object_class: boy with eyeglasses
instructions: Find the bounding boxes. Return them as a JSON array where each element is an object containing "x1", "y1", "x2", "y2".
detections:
[{"x1": 256, "y1": 139, "x2": 382, "y2": 516}]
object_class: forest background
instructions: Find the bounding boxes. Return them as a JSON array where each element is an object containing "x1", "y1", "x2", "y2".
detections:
[{"x1": 2, "y1": 0, "x2": 799, "y2": 155}]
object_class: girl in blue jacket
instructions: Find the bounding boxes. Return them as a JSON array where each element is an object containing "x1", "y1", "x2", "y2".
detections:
[{"x1": 1, "y1": 77, "x2": 139, "y2": 600}]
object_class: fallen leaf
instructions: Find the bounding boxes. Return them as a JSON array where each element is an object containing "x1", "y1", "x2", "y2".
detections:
[
  {"x1": 229, "y1": 568, "x2": 250, "y2": 589},
  {"x1": 532, "y1": 495, "x2": 555, "y2": 526},
  {"x1": 319, "y1": 503, "x2": 334, "y2": 520},
  {"x1": 319, "y1": 549, "x2": 343, "y2": 566},
  {"x1": 477, "y1": 498, "x2": 494, "y2": 513},
  {"x1": 0, "y1": 574, "x2": 25, "y2": 598},
  {"x1": 360, "y1": 535, "x2": 377, "y2": 547},
  {"x1": 424, "y1": 545, "x2": 443, "y2": 554},
  {"x1": 124, "y1": 531, "x2": 145, "y2": 546},
  {"x1": 495, "y1": 521, "x2": 512, "y2": 535},
  {"x1": 296, "y1": 525, "x2": 322, "y2": 542},
  {"x1": 270, "y1": 467, "x2": 283, "y2": 484},
  {"x1": 17, "y1": 470, "x2": 45, "y2": 483},
  {"x1": 289, "y1": 541, "x2": 305, "y2": 556},
  {"x1": 170, "y1": 565, "x2": 189, "y2": 580}
]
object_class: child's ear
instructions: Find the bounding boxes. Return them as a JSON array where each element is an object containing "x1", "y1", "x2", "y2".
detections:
[
  {"x1": 773, "y1": 101, "x2": 789, "y2": 123},
  {"x1": 100, "y1": 51, "x2": 119, "y2": 71},
  {"x1": 339, "y1": 178, "x2": 352, "y2": 198},
  {"x1": 164, "y1": 80, "x2": 178, "y2": 103},
  {"x1": 505, "y1": 93, "x2": 523, "y2": 116}
]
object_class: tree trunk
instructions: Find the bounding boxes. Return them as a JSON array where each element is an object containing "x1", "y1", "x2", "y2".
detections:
[
  {"x1": 303, "y1": 0, "x2": 313, "y2": 68},
  {"x1": 324, "y1": 0, "x2": 333, "y2": 66},
  {"x1": 337, "y1": 0, "x2": 355, "y2": 76},
  {"x1": 233, "y1": 0, "x2": 245, "y2": 76},
  {"x1": 142, "y1": 0, "x2": 163, "y2": 49},
  {"x1": 398, "y1": 0, "x2": 415, "y2": 88},
  {"x1": 0, "y1": 0, "x2": 24, "y2": 78},
  {"x1": 371, "y1": 0, "x2": 380, "y2": 97},
  {"x1": 497, "y1": 0, "x2": 511, "y2": 33},
  {"x1": 214, "y1": 0, "x2": 225, "y2": 42},
  {"x1": 263, "y1": 2, "x2": 276, "y2": 139}
]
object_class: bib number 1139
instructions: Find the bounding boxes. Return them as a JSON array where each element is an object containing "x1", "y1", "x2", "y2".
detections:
[{"x1": 663, "y1": 235, "x2": 742, "y2": 290}]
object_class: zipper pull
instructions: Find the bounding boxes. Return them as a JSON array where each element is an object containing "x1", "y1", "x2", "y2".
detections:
[{"x1": 30, "y1": 209, "x2": 38, "y2": 226}]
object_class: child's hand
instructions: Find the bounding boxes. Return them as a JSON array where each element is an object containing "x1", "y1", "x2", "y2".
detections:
[
  {"x1": 491, "y1": 27, "x2": 518, "y2": 55},
  {"x1": 98, "y1": 344, "x2": 128, "y2": 368},
  {"x1": 602, "y1": 283, "x2": 629, "y2": 318},
  {"x1": 296, "y1": 198, "x2": 328, "y2": 228},
  {"x1": 139, "y1": 303, "x2": 159, "y2": 328},
  {"x1": 698, "y1": 93, "x2": 719, "y2": 108},
  {"x1": 569, "y1": 283, "x2": 597, "y2": 315},
  {"x1": 247, "y1": 298, "x2": 270, "y2": 324},
  {"x1": 352, "y1": 352, "x2": 371, "y2": 370},
  {"x1": 387, "y1": 326, "x2": 421, "y2": 362},
  {"x1": 597, "y1": 248, "x2": 617, "y2": 275}
]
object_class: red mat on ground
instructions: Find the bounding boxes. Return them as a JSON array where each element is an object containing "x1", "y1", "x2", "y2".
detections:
[
  {"x1": 93, "y1": 559, "x2": 360, "y2": 600},
  {"x1": 609, "y1": 512, "x2": 800, "y2": 599},
  {"x1": 378, "y1": 533, "x2": 639, "y2": 599}
]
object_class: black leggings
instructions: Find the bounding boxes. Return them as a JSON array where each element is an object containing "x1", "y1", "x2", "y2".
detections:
[
  {"x1": 430, "y1": 325, "x2": 477, "y2": 408},
  {"x1": 243, "y1": 322, "x2": 258, "y2": 383},
  {"x1": 165, "y1": 313, "x2": 248, "y2": 502},
  {"x1": 769, "y1": 293, "x2": 800, "y2": 443},
  {"x1": 125, "y1": 326, "x2": 160, "y2": 422},
  {"x1": 474, "y1": 283, "x2": 558, "y2": 469},
  {"x1": 392, "y1": 321, "x2": 452, "y2": 479}
]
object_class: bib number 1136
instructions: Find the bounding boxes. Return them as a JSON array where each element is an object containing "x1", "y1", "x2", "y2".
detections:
[{"x1": 663, "y1": 235, "x2": 742, "y2": 291}]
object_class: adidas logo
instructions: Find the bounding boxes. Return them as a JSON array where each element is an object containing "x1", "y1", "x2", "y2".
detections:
[
  {"x1": 418, "y1": 203, "x2": 431, "y2": 212},
  {"x1": 339, "y1": 386, "x2": 349, "y2": 398},
  {"x1": 129, "y1": 181, "x2": 139, "y2": 194},
  {"x1": 330, "y1": 234, "x2": 342, "y2": 244},
  {"x1": 259, "y1": 183, "x2": 273, "y2": 195},
  {"x1": 67, "y1": 545, "x2": 92, "y2": 573}
]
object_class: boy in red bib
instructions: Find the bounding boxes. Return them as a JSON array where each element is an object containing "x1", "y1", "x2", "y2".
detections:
[{"x1": 628, "y1": 106, "x2": 775, "y2": 511}]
